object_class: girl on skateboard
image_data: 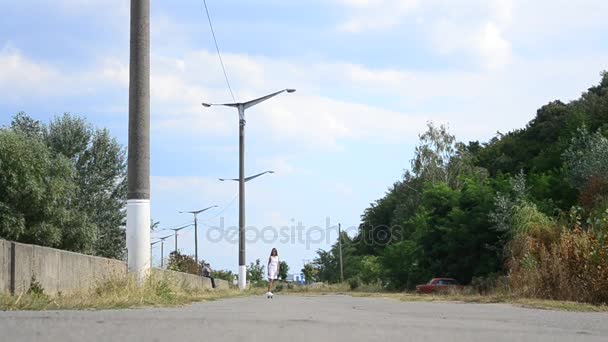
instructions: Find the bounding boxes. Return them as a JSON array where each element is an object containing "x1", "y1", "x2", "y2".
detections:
[{"x1": 266, "y1": 248, "x2": 280, "y2": 298}]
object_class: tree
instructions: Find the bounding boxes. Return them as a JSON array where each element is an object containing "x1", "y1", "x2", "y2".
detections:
[
  {"x1": 278, "y1": 261, "x2": 289, "y2": 281},
  {"x1": 0, "y1": 130, "x2": 95, "y2": 252},
  {"x1": 247, "y1": 259, "x2": 265, "y2": 286},
  {"x1": 211, "y1": 269, "x2": 235, "y2": 283},
  {"x1": 10, "y1": 112, "x2": 44, "y2": 138},
  {"x1": 44, "y1": 114, "x2": 127, "y2": 259},
  {"x1": 563, "y1": 127, "x2": 608, "y2": 191},
  {"x1": 167, "y1": 251, "x2": 202, "y2": 275},
  {"x1": 2, "y1": 113, "x2": 128, "y2": 258},
  {"x1": 411, "y1": 122, "x2": 456, "y2": 184},
  {"x1": 301, "y1": 263, "x2": 318, "y2": 284}
]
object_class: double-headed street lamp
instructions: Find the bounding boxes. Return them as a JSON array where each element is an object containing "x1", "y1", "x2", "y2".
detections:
[
  {"x1": 202, "y1": 89, "x2": 295, "y2": 290},
  {"x1": 167, "y1": 224, "x2": 192, "y2": 254},
  {"x1": 179, "y1": 205, "x2": 218, "y2": 268},
  {"x1": 219, "y1": 170, "x2": 274, "y2": 183}
]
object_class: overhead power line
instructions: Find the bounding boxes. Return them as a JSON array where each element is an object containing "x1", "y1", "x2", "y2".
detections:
[{"x1": 202, "y1": 0, "x2": 236, "y2": 102}]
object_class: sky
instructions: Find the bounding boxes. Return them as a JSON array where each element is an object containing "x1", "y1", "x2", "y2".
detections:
[{"x1": 1, "y1": 0, "x2": 607, "y2": 273}]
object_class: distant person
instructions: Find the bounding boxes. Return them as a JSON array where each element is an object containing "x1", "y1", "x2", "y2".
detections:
[
  {"x1": 202, "y1": 262, "x2": 215, "y2": 289},
  {"x1": 266, "y1": 248, "x2": 280, "y2": 297}
]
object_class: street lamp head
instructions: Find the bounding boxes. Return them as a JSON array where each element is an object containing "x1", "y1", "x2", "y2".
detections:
[
  {"x1": 202, "y1": 103, "x2": 212, "y2": 107},
  {"x1": 286, "y1": 89, "x2": 296, "y2": 93}
]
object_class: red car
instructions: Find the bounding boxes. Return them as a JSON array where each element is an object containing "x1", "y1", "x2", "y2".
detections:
[{"x1": 415, "y1": 278, "x2": 462, "y2": 294}]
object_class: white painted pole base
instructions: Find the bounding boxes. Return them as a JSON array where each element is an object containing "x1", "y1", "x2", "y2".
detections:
[
  {"x1": 238, "y1": 265, "x2": 247, "y2": 290},
  {"x1": 127, "y1": 199, "x2": 151, "y2": 284}
]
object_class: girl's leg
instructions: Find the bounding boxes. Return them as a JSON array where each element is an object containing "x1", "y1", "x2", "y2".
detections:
[{"x1": 267, "y1": 279, "x2": 272, "y2": 293}]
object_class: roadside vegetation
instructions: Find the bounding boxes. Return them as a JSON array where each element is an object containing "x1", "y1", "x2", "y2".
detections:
[
  {"x1": 0, "y1": 276, "x2": 246, "y2": 311},
  {"x1": 0, "y1": 113, "x2": 127, "y2": 259},
  {"x1": 272, "y1": 283, "x2": 608, "y2": 312},
  {"x1": 166, "y1": 251, "x2": 237, "y2": 283},
  {"x1": 304, "y1": 72, "x2": 608, "y2": 306}
]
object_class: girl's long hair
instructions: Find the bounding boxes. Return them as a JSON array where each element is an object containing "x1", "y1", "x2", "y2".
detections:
[{"x1": 270, "y1": 248, "x2": 278, "y2": 257}]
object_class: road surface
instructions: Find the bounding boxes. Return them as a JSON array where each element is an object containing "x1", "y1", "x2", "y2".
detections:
[{"x1": 1, "y1": 294, "x2": 606, "y2": 341}]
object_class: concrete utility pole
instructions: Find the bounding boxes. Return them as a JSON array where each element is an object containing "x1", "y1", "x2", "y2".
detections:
[
  {"x1": 202, "y1": 89, "x2": 295, "y2": 290},
  {"x1": 126, "y1": 0, "x2": 151, "y2": 283},
  {"x1": 338, "y1": 223, "x2": 344, "y2": 283},
  {"x1": 179, "y1": 206, "x2": 217, "y2": 269}
]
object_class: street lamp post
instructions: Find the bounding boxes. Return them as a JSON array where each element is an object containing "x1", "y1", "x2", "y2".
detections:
[
  {"x1": 157, "y1": 235, "x2": 172, "y2": 268},
  {"x1": 168, "y1": 224, "x2": 192, "y2": 254},
  {"x1": 179, "y1": 205, "x2": 218, "y2": 269},
  {"x1": 150, "y1": 240, "x2": 161, "y2": 267},
  {"x1": 202, "y1": 89, "x2": 295, "y2": 290}
]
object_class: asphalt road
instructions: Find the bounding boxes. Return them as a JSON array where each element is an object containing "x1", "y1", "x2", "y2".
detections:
[{"x1": 1, "y1": 295, "x2": 607, "y2": 342}]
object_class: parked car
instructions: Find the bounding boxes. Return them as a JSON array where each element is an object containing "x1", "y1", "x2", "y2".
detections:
[{"x1": 415, "y1": 278, "x2": 463, "y2": 294}]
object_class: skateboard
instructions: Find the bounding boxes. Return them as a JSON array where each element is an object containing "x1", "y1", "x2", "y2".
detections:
[{"x1": 266, "y1": 292, "x2": 274, "y2": 299}]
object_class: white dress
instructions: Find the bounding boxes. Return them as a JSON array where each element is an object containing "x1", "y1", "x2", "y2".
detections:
[{"x1": 267, "y1": 256, "x2": 279, "y2": 280}]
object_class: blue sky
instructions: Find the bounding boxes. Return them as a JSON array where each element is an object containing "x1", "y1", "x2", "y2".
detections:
[{"x1": 1, "y1": 0, "x2": 607, "y2": 273}]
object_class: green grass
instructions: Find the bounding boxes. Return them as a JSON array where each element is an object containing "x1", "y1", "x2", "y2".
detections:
[{"x1": 0, "y1": 277, "x2": 248, "y2": 311}]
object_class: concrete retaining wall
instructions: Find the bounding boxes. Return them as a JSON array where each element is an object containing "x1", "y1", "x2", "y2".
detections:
[
  {"x1": 0, "y1": 239, "x2": 227, "y2": 295},
  {"x1": 152, "y1": 269, "x2": 228, "y2": 290}
]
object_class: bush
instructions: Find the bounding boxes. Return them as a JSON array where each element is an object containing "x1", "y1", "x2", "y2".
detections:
[
  {"x1": 211, "y1": 269, "x2": 235, "y2": 283},
  {"x1": 509, "y1": 226, "x2": 608, "y2": 304},
  {"x1": 166, "y1": 251, "x2": 202, "y2": 275},
  {"x1": 27, "y1": 276, "x2": 46, "y2": 296},
  {"x1": 348, "y1": 277, "x2": 360, "y2": 290},
  {"x1": 471, "y1": 273, "x2": 509, "y2": 295}
]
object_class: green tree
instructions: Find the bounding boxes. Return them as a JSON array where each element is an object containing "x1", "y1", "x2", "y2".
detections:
[
  {"x1": 44, "y1": 114, "x2": 127, "y2": 259},
  {"x1": 2, "y1": 112, "x2": 127, "y2": 258},
  {"x1": 563, "y1": 127, "x2": 608, "y2": 191},
  {"x1": 0, "y1": 130, "x2": 95, "y2": 252},
  {"x1": 10, "y1": 112, "x2": 44, "y2": 138},
  {"x1": 247, "y1": 259, "x2": 265, "y2": 286},
  {"x1": 211, "y1": 269, "x2": 235, "y2": 283},
  {"x1": 411, "y1": 122, "x2": 456, "y2": 184},
  {"x1": 278, "y1": 261, "x2": 289, "y2": 280},
  {"x1": 301, "y1": 263, "x2": 318, "y2": 284}
]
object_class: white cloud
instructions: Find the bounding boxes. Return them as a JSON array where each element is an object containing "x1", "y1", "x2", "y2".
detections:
[
  {"x1": 152, "y1": 176, "x2": 236, "y2": 208},
  {"x1": 337, "y1": 0, "x2": 419, "y2": 33},
  {"x1": 476, "y1": 22, "x2": 512, "y2": 69},
  {"x1": 0, "y1": 46, "x2": 62, "y2": 101},
  {"x1": 337, "y1": 0, "x2": 514, "y2": 69},
  {"x1": 0, "y1": 46, "x2": 128, "y2": 104},
  {"x1": 3, "y1": 42, "x2": 607, "y2": 149}
]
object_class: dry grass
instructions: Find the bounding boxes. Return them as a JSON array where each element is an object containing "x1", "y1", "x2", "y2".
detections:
[
  {"x1": 0, "y1": 277, "x2": 246, "y2": 311},
  {"x1": 4, "y1": 278, "x2": 606, "y2": 313},
  {"x1": 277, "y1": 284, "x2": 608, "y2": 312}
]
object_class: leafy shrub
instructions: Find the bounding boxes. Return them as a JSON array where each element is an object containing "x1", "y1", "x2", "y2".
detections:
[
  {"x1": 166, "y1": 251, "x2": 202, "y2": 275},
  {"x1": 247, "y1": 259, "x2": 266, "y2": 287},
  {"x1": 27, "y1": 276, "x2": 45, "y2": 296},
  {"x1": 211, "y1": 269, "x2": 235, "y2": 283},
  {"x1": 470, "y1": 273, "x2": 508, "y2": 295},
  {"x1": 348, "y1": 277, "x2": 360, "y2": 290}
]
